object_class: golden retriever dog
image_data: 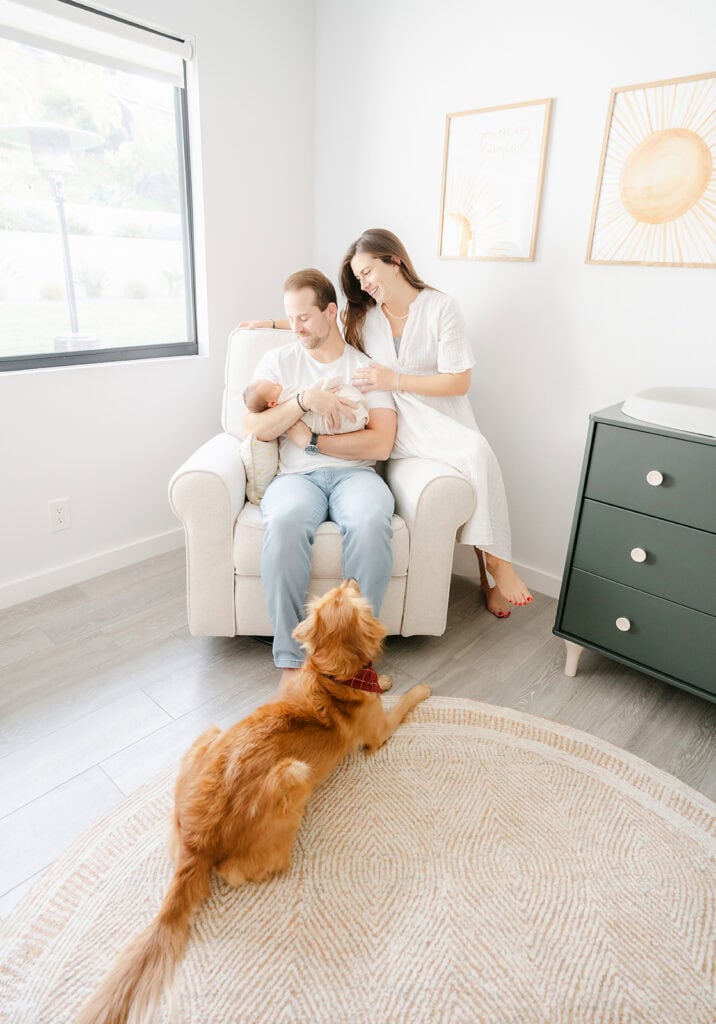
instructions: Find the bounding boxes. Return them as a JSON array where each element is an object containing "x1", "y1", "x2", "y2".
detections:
[{"x1": 77, "y1": 579, "x2": 430, "y2": 1024}]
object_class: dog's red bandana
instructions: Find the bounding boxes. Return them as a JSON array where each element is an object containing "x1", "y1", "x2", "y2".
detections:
[{"x1": 330, "y1": 663, "x2": 383, "y2": 693}]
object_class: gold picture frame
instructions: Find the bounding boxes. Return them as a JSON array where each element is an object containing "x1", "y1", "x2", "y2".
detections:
[
  {"x1": 438, "y1": 98, "x2": 552, "y2": 262},
  {"x1": 587, "y1": 71, "x2": 716, "y2": 268}
]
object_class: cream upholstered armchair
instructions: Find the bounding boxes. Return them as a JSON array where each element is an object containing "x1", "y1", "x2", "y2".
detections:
[{"x1": 169, "y1": 328, "x2": 474, "y2": 638}]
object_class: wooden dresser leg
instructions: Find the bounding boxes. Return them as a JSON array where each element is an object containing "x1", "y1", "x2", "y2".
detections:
[{"x1": 564, "y1": 641, "x2": 584, "y2": 678}]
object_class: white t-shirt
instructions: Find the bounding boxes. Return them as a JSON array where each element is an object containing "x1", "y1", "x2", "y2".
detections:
[{"x1": 252, "y1": 342, "x2": 395, "y2": 475}]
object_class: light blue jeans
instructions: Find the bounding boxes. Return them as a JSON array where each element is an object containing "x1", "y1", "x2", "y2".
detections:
[{"x1": 260, "y1": 467, "x2": 394, "y2": 668}]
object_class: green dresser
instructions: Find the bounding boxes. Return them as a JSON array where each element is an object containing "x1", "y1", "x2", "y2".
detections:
[{"x1": 553, "y1": 404, "x2": 716, "y2": 702}]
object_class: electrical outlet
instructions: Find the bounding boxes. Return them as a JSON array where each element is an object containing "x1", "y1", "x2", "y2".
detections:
[{"x1": 49, "y1": 498, "x2": 71, "y2": 532}]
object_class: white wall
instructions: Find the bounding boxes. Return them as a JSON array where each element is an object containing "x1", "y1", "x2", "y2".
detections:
[
  {"x1": 3, "y1": 0, "x2": 714, "y2": 609},
  {"x1": 313, "y1": 0, "x2": 716, "y2": 595},
  {"x1": 0, "y1": 0, "x2": 316, "y2": 607}
]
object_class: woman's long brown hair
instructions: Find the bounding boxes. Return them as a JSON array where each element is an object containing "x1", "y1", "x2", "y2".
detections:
[{"x1": 339, "y1": 228, "x2": 431, "y2": 352}]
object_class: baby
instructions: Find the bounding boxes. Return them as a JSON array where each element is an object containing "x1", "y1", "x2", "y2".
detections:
[{"x1": 243, "y1": 376, "x2": 369, "y2": 435}]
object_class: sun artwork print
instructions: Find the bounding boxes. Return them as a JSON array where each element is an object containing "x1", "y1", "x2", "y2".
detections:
[
  {"x1": 439, "y1": 99, "x2": 552, "y2": 262},
  {"x1": 588, "y1": 72, "x2": 716, "y2": 267}
]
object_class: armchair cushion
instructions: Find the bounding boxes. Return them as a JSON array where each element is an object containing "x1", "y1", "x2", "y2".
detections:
[
  {"x1": 233, "y1": 504, "x2": 409, "y2": 578},
  {"x1": 222, "y1": 327, "x2": 294, "y2": 440},
  {"x1": 240, "y1": 434, "x2": 278, "y2": 504}
]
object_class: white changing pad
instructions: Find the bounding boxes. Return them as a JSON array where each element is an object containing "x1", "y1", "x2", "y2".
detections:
[{"x1": 623, "y1": 387, "x2": 716, "y2": 438}]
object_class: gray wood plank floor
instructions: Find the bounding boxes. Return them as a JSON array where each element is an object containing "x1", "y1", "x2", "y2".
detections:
[{"x1": 1, "y1": 548, "x2": 714, "y2": 918}]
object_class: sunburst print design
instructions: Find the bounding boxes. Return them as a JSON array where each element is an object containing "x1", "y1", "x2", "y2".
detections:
[
  {"x1": 441, "y1": 171, "x2": 511, "y2": 258},
  {"x1": 588, "y1": 73, "x2": 716, "y2": 266},
  {"x1": 439, "y1": 99, "x2": 552, "y2": 262}
]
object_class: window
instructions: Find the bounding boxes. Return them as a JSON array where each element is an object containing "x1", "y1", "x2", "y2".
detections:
[{"x1": 0, "y1": 0, "x2": 197, "y2": 371}]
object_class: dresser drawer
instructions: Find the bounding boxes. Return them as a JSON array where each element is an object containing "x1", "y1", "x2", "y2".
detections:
[
  {"x1": 585, "y1": 424, "x2": 716, "y2": 532},
  {"x1": 561, "y1": 570, "x2": 716, "y2": 694},
  {"x1": 573, "y1": 500, "x2": 716, "y2": 616}
]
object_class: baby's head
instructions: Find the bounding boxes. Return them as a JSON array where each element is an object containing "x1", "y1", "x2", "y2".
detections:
[{"x1": 243, "y1": 379, "x2": 282, "y2": 413}]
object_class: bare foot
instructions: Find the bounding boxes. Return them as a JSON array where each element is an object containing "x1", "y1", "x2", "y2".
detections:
[
  {"x1": 484, "y1": 555, "x2": 532, "y2": 607},
  {"x1": 473, "y1": 546, "x2": 511, "y2": 618},
  {"x1": 481, "y1": 582, "x2": 511, "y2": 619}
]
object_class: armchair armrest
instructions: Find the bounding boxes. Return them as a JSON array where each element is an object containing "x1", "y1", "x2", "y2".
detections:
[
  {"x1": 168, "y1": 432, "x2": 245, "y2": 636},
  {"x1": 385, "y1": 457, "x2": 474, "y2": 636}
]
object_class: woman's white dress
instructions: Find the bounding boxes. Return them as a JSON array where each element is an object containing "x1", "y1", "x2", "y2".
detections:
[{"x1": 361, "y1": 288, "x2": 512, "y2": 561}]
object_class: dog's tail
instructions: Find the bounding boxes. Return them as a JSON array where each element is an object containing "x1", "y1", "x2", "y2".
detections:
[{"x1": 76, "y1": 854, "x2": 211, "y2": 1024}]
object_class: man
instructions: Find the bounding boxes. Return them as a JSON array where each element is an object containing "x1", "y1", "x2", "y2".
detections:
[{"x1": 243, "y1": 269, "x2": 397, "y2": 684}]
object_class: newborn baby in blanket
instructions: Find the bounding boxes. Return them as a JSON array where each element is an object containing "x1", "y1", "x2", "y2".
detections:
[
  {"x1": 243, "y1": 375, "x2": 369, "y2": 434},
  {"x1": 240, "y1": 376, "x2": 370, "y2": 504}
]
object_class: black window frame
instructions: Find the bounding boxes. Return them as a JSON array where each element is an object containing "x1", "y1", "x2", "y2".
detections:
[{"x1": 0, "y1": 10, "x2": 198, "y2": 373}]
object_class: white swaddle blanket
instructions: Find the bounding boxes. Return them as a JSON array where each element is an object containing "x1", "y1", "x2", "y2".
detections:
[{"x1": 280, "y1": 376, "x2": 370, "y2": 436}]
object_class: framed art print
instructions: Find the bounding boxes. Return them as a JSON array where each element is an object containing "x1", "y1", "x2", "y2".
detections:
[
  {"x1": 587, "y1": 72, "x2": 716, "y2": 267},
  {"x1": 438, "y1": 98, "x2": 552, "y2": 262}
]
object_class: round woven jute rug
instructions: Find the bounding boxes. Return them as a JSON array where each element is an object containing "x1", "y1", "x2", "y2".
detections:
[{"x1": 1, "y1": 696, "x2": 714, "y2": 1023}]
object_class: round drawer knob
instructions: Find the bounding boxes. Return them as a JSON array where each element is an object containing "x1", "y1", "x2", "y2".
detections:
[
  {"x1": 615, "y1": 617, "x2": 631, "y2": 632},
  {"x1": 646, "y1": 470, "x2": 664, "y2": 486},
  {"x1": 630, "y1": 547, "x2": 647, "y2": 563}
]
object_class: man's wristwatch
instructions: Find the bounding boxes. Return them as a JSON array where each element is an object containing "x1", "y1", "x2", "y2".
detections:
[{"x1": 305, "y1": 432, "x2": 320, "y2": 456}]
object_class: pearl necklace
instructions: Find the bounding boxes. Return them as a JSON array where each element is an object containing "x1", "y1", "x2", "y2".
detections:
[{"x1": 382, "y1": 304, "x2": 410, "y2": 320}]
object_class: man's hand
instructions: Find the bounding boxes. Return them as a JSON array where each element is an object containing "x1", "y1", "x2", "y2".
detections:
[
  {"x1": 312, "y1": 408, "x2": 396, "y2": 461},
  {"x1": 286, "y1": 420, "x2": 312, "y2": 448},
  {"x1": 238, "y1": 319, "x2": 273, "y2": 329},
  {"x1": 303, "y1": 386, "x2": 358, "y2": 431},
  {"x1": 237, "y1": 318, "x2": 290, "y2": 330},
  {"x1": 352, "y1": 362, "x2": 399, "y2": 394}
]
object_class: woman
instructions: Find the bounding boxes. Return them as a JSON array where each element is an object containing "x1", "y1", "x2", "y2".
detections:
[
  {"x1": 340, "y1": 228, "x2": 531, "y2": 616},
  {"x1": 240, "y1": 229, "x2": 531, "y2": 616}
]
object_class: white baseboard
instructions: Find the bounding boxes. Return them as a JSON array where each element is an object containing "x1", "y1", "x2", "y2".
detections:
[
  {"x1": 0, "y1": 531, "x2": 561, "y2": 612},
  {"x1": 511, "y1": 564, "x2": 561, "y2": 600},
  {"x1": 0, "y1": 529, "x2": 185, "y2": 610},
  {"x1": 451, "y1": 546, "x2": 562, "y2": 600}
]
